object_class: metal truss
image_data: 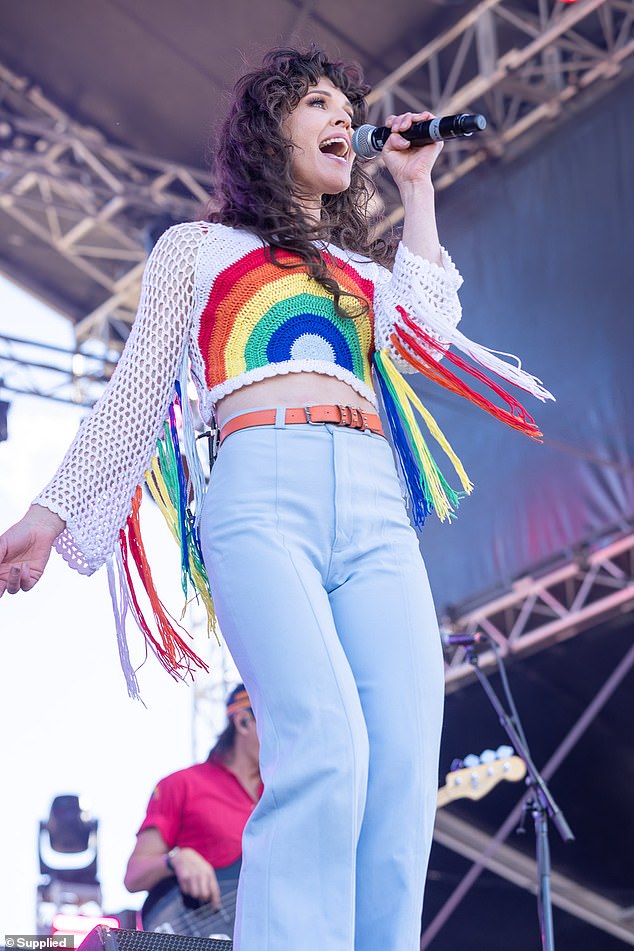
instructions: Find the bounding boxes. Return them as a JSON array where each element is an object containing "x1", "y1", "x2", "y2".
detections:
[
  {"x1": 0, "y1": 332, "x2": 112, "y2": 408},
  {"x1": 441, "y1": 527, "x2": 634, "y2": 692},
  {"x1": 432, "y1": 805, "x2": 634, "y2": 946},
  {"x1": 426, "y1": 640, "x2": 634, "y2": 947},
  {"x1": 0, "y1": 59, "x2": 208, "y2": 352},
  {"x1": 367, "y1": 0, "x2": 634, "y2": 230}
]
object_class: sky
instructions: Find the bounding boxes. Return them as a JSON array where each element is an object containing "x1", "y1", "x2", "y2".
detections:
[{"x1": 0, "y1": 277, "x2": 239, "y2": 934}]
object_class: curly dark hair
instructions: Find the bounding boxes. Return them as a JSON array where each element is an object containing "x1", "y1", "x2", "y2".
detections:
[{"x1": 207, "y1": 46, "x2": 395, "y2": 318}]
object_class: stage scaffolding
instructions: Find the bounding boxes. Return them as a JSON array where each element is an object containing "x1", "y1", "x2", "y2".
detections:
[{"x1": 1, "y1": 0, "x2": 633, "y2": 351}]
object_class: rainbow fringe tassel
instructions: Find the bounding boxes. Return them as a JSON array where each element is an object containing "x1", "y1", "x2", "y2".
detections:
[
  {"x1": 144, "y1": 412, "x2": 217, "y2": 631},
  {"x1": 373, "y1": 301, "x2": 555, "y2": 529},
  {"x1": 392, "y1": 308, "x2": 544, "y2": 440},
  {"x1": 109, "y1": 379, "x2": 215, "y2": 697},
  {"x1": 373, "y1": 349, "x2": 473, "y2": 527}
]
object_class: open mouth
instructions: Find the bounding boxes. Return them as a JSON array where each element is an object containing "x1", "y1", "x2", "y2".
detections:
[{"x1": 319, "y1": 136, "x2": 350, "y2": 159}]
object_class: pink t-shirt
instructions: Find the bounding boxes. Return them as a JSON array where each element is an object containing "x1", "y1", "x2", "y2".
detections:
[{"x1": 138, "y1": 760, "x2": 262, "y2": 869}]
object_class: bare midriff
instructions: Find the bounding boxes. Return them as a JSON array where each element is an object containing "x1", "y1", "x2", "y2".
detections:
[{"x1": 215, "y1": 371, "x2": 377, "y2": 428}]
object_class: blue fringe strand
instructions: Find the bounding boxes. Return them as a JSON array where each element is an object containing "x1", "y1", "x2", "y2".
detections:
[
  {"x1": 373, "y1": 355, "x2": 432, "y2": 529},
  {"x1": 168, "y1": 389, "x2": 190, "y2": 595}
]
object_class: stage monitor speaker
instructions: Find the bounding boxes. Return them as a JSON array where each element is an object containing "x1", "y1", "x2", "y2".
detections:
[{"x1": 80, "y1": 927, "x2": 232, "y2": 951}]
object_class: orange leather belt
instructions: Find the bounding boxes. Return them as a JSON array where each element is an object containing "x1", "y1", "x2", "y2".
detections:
[{"x1": 219, "y1": 404, "x2": 384, "y2": 444}]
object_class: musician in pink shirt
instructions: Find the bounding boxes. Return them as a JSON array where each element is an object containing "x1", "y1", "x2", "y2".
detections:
[{"x1": 125, "y1": 685, "x2": 261, "y2": 938}]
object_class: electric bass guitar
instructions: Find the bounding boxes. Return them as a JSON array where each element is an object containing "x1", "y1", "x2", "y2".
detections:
[
  {"x1": 141, "y1": 858, "x2": 241, "y2": 939},
  {"x1": 437, "y1": 753, "x2": 526, "y2": 808}
]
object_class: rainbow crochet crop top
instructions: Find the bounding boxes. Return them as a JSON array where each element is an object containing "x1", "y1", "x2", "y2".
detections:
[
  {"x1": 188, "y1": 222, "x2": 461, "y2": 419},
  {"x1": 198, "y1": 243, "x2": 375, "y2": 404}
]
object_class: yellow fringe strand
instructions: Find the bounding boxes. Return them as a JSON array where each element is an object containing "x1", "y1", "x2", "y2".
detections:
[{"x1": 380, "y1": 350, "x2": 474, "y2": 520}]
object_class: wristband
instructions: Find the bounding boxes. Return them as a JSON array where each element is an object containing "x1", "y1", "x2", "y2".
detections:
[{"x1": 165, "y1": 847, "x2": 180, "y2": 873}]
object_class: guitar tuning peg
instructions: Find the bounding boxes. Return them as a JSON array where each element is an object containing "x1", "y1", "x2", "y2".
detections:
[
  {"x1": 496, "y1": 744, "x2": 514, "y2": 759},
  {"x1": 462, "y1": 753, "x2": 480, "y2": 768},
  {"x1": 449, "y1": 758, "x2": 464, "y2": 771},
  {"x1": 479, "y1": 749, "x2": 497, "y2": 764}
]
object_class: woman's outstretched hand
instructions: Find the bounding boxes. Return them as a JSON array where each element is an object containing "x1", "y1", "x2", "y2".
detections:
[{"x1": 0, "y1": 505, "x2": 65, "y2": 596}]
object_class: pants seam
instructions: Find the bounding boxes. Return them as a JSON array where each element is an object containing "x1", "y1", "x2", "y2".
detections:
[{"x1": 274, "y1": 429, "x2": 361, "y2": 944}]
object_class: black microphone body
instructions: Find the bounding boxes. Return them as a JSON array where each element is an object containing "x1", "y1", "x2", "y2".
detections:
[
  {"x1": 440, "y1": 630, "x2": 488, "y2": 648},
  {"x1": 352, "y1": 113, "x2": 486, "y2": 158}
]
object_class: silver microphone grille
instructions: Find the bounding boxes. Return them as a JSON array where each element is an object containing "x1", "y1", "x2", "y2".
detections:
[{"x1": 351, "y1": 125, "x2": 378, "y2": 159}]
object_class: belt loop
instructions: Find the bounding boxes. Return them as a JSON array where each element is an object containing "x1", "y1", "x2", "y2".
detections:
[{"x1": 275, "y1": 407, "x2": 286, "y2": 428}]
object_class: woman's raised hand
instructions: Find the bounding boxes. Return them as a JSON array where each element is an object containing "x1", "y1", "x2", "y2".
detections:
[
  {"x1": 380, "y1": 111, "x2": 444, "y2": 190},
  {"x1": 378, "y1": 110, "x2": 445, "y2": 266},
  {"x1": 0, "y1": 505, "x2": 65, "y2": 596}
]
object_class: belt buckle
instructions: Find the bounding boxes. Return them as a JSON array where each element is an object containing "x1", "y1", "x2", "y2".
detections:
[{"x1": 304, "y1": 405, "x2": 322, "y2": 425}]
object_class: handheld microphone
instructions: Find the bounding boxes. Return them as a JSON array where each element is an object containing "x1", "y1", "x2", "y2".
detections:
[
  {"x1": 351, "y1": 113, "x2": 487, "y2": 159},
  {"x1": 440, "y1": 630, "x2": 489, "y2": 648}
]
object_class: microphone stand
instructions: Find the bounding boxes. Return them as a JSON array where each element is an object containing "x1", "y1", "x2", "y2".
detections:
[{"x1": 462, "y1": 642, "x2": 574, "y2": 951}]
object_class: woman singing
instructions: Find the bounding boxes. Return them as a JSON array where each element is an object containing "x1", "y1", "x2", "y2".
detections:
[{"x1": 0, "y1": 47, "x2": 551, "y2": 951}]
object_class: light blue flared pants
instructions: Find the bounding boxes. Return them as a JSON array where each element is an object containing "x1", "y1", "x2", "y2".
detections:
[{"x1": 200, "y1": 414, "x2": 444, "y2": 951}]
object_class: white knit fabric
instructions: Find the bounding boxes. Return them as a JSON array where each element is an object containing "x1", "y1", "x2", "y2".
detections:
[
  {"x1": 34, "y1": 223, "x2": 203, "y2": 575},
  {"x1": 34, "y1": 221, "x2": 463, "y2": 574},
  {"x1": 373, "y1": 242, "x2": 463, "y2": 371}
]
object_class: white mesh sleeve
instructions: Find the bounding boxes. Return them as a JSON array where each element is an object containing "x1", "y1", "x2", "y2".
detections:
[
  {"x1": 373, "y1": 241, "x2": 463, "y2": 373},
  {"x1": 34, "y1": 221, "x2": 205, "y2": 574}
]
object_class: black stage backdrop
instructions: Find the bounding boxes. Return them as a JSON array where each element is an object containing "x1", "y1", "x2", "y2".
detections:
[{"x1": 413, "y1": 73, "x2": 634, "y2": 615}]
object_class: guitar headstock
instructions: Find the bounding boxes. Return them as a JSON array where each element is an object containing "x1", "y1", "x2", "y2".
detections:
[{"x1": 437, "y1": 748, "x2": 527, "y2": 808}]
